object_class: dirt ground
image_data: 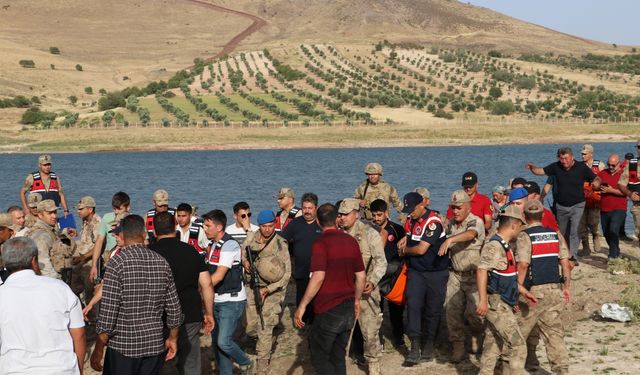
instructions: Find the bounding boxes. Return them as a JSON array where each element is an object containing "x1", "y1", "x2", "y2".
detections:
[{"x1": 82, "y1": 239, "x2": 640, "y2": 375}]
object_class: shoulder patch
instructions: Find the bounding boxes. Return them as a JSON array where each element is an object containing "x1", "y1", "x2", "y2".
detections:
[{"x1": 428, "y1": 223, "x2": 437, "y2": 231}]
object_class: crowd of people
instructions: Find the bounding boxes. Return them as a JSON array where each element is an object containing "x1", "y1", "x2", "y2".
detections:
[{"x1": 0, "y1": 140, "x2": 639, "y2": 375}]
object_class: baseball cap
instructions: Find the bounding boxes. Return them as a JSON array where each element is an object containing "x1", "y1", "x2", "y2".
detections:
[
  {"x1": 77, "y1": 196, "x2": 96, "y2": 209},
  {"x1": 625, "y1": 152, "x2": 634, "y2": 160},
  {"x1": 414, "y1": 187, "x2": 430, "y2": 199},
  {"x1": 109, "y1": 219, "x2": 124, "y2": 234},
  {"x1": 510, "y1": 177, "x2": 527, "y2": 187},
  {"x1": 509, "y1": 187, "x2": 528, "y2": 202},
  {"x1": 0, "y1": 213, "x2": 13, "y2": 228},
  {"x1": 27, "y1": 193, "x2": 43, "y2": 208},
  {"x1": 461, "y1": 172, "x2": 478, "y2": 187},
  {"x1": 499, "y1": 205, "x2": 525, "y2": 224},
  {"x1": 37, "y1": 199, "x2": 58, "y2": 213},
  {"x1": 257, "y1": 210, "x2": 276, "y2": 225},
  {"x1": 492, "y1": 185, "x2": 506, "y2": 194},
  {"x1": 153, "y1": 189, "x2": 169, "y2": 206},
  {"x1": 38, "y1": 154, "x2": 52, "y2": 164},
  {"x1": 524, "y1": 199, "x2": 544, "y2": 215},
  {"x1": 523, "y1": 181, "x2": 541, "y2": 195},
  {"x1": 401, "y1": 192, "x2": 423, "y2": 214},
  {"x1": 581, "y1": 144, "x2": 594, "y2": 154},
  {"x1": 449, "y1": 190, "x2": 471, "y2": 206},
  {"x1": 338, "y1": 198, "x2": 360, "y2": 214},
  {"x1": 276, "y1": 187, "x2": 295, "y2": 199}
]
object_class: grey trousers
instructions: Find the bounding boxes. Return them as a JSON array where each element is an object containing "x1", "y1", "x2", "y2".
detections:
[
  {"x1": 177, "y1": 322, "x2": 202, "y2": 375},
  {"x1": 556, "y1": 202, "x2": 585, "y2": 259}
]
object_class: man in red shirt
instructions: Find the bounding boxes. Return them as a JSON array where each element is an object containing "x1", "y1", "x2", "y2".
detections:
[
  {"x1": 447, "y1": 172, "x2": 492, "y2": 232},
  {"x1": 294, "y1": 203, "x2": 366, "y2": 375},
  {"x1": 598, "y1": 154, "x2": 627, "y2": 259},
  {"x1": 524, "y1": 181, "x2": 560, "y2": 231}
]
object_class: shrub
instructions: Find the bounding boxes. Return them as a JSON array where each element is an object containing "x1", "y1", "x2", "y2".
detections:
[
  {"x1": 30, "y1": 96, "x2": 41, "y2": 104},
  {"x1": 19, "y1": 60, "x2": 35, "y2": 68},
  {"x1": 50, "y1": 64, "x2": 55, "y2": 70},
  {"x1": 84, "y1": 87, "x2": 93, "y2": 94},
  {"x1": 491, "y1": 100, "x2": 515, "y2": 115},
  {"x1": 489, "y1": 86, "x2": 503, "y2": 99},
  {"x1": 68, "y1": 95, "x2": 78, "y2": 105},
  {"x1": 98, "y1": 91, "x2": 125, "y2": 111},
  {"x1": 515, "y1": 76, "x2": 536, "y2": 90},
  {"x1": 434, "y1": 109, "x2": 454, "y2": 119},
  {"x1": 75, "y1": 64, "x2": 83, "y2": 71},
  {"x1": 488, "y1": 50, "x2": 502, "y2": 58},
  {"x1": 49, "y1": 47, "x2": 60, "y2": 55}
]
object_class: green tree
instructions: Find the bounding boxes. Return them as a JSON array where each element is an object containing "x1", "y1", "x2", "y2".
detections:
[
  {"x1": 489, "y1": 86, "x2": 503, "y2": 99},
  {"x1": 75, "y1": 64, "x2": 83, "y2": 71},
  {"x1": 19, "y1": 60, "x2": 35, "y2": 68},
  {"x1": 49, "y1": 47, "x2": 61, "y2": 55},
  {"x1": 102, "y1": 110, "x2": 115, "y2": 126},
  {"x1": 84, "y1": 86, "x2": 93, "y2": 94},
  {"x1": 21, "y1": 107, "x2": 42, "y2": 124},
  {"x1": 68, "y1": 95, "x2": 78, "y2": 105},
  {"x1": 491, "y1": 100, "x2": 515, "y2": 115}
]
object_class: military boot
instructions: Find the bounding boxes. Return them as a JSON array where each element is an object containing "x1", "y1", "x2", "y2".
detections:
[
  {"x1": 450, "y1": 341, "x2": 466, "y2": 363},
  {"x1": 403, "y1": 337, "x2": 421, "y2": 366},
  {"x1": 525, "y1": 345, "x2": 540, "y2": 371},
  {"x1": 420, "y1": 340, "x2": 435, "y2": 362},
  {"x1": 368, "y1": 361, "x2": 381, "y2": 375}
]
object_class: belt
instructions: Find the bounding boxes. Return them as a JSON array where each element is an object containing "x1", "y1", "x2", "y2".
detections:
[
  {"x1": 451, "y1": 269, "x2": 475, "y2": 276},
  {"x1": 529, "y1": 283, "x2": 563, "y2": 291}
]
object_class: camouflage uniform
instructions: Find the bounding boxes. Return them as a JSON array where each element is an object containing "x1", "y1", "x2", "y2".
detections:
[
  {"x1": 28, "y1": 219, "x2": 75, "y2": 279},
  {"x1": 354, "y1": 180, "x2": 403, "y2": 221},
  {"x1": 619, "y1": 163, "x2": 640, "y2": 240},
  {"x1": 71, "y1": 214, "x2": 101, "y2": 299},
  {"x1": 243, "y1": 232, "x2": 291, "y2": 375},
  {"x1": 514, "y1": 225, "x2": 570, "y2": 375},
  {"x1": 444, "y1": 213, "x2": 485, "y2": 355},
  {"x1": 345, "y1": 219, "x2": 387, "y2": 373},
  {"x1": 477, "y1": 240, "x2": 525, "y2": 375}
]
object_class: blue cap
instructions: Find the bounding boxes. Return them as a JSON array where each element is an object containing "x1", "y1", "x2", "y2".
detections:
[
  {"x1": 257, "y1": 210, "x2": 276, "y2": 225},
  {"x1": 402, "y1": 192, "x2": 424, "y2": 214},
  {"x1": 509, "y1": 187, "x2": 528, "y2": 202}
]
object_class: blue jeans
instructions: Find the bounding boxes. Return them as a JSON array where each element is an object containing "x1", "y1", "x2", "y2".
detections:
[
  {"x1": 212, "y1": 300, "x2": 251, "y2": 375},
  {"x1": 601, "y1": 210, "x2": 626, "y2": 259}
]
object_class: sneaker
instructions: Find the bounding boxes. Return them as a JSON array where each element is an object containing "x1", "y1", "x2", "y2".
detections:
[{"x1": 239, "y1": 360, "x2": 254, "y2": 375}]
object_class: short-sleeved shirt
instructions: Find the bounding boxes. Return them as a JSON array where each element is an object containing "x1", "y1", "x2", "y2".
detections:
[
  {"x1": 310, "y1": 229, "x2": 365, "y2": 315},
  {"x1": 446, "y1": 213, "x2": 485, "y2": 272},
  {"x1": 150, "y1": 237, "x2": 209, "y2": 324},
  {"x1": 406, "y1": 210, "x2": 449, "y2": 272},
  {"x1": 447, "y1": 192, "x2": 493, "y2": 225},
  {"x1": 477, "y1": 237, "x2": 509, "y2": 272},
  {"x1": 543, "y1": 161, "x2": 596, "y2": 206},
  {"x1": 514, "y1": 224, "x2": 570, "y2": 263},
  {"x1": 598, "y1": 168, "x2": 628, "y2": 212},
  {"x1": 225, "y1": 223, "x2": 259, "y2": 245},
  {"x1": 208, "y1": 238, "x2": 247, "y2": 303},
  {"x1": 279, "y1": 216, "x2": 322, "y2": 279},
  {"x1": 383, "y1": 220, "x2": 405, "y2": 264},
  {"x1": 76, "y1": 214, "x2": 102, "y2": 265},
  {"x1": 98, "y1": 212, "x2": 118, "y2": 251}
]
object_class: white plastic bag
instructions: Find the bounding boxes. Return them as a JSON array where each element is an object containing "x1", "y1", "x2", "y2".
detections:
[{"x1": 599, "y1": 303, "x2": 633, "y2": 322}]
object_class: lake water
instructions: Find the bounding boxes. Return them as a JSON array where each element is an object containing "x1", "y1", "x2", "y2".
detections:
[{"x1": 0, "y1": 142, "x2": 637, "y2": 232}]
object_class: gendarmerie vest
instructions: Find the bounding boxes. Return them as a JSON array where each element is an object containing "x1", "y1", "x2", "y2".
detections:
[
  {"x1": 628, "y1": 158, "x2": 640, "y2": 193},
  {"x1": 206, "y1": 233, "x2": 243, "y2": 295},
  {"x1": 487, "y1": 235, "x2": 518, "y2": 306},
  {"x1": 403, "y1": 209, "x2": 449, "y2": 272},
  {"x1": 146, "y1": 207, "x2": 176, "y2": 243},
  {"x1": 275, "y1": 206, "x2": 300, "y2": 232},
  {"x1": 187, "y1": 218, "x2": 207, "y2": 256},
  {"x1": 30, "y1": 172, "x2": 61, "y2": 206},
  {"x1": 523, "y1": 226, "x2": 563, "y2": 289},
  {"x1": 584, "y1": 161, "x2": 602, "y2": 208}
]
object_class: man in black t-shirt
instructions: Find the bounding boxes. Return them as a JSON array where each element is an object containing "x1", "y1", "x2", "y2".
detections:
[
  {"x1": 279, "y1": 192, "x2": 322, "y2": 324},
  {"x1": 370, "y1": 199, "x2": 406, "y2": 349},
  {"x1": 149, "y1": 212, "x2": 214, "y2": 375},
  {"x1": 526, "y1": 147, "x2": 601, "y2": 262}
]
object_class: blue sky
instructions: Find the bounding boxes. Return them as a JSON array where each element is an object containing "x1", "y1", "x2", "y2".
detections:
[{"x1": 467, "y1": 1, "x2": 640, "y2": 46}]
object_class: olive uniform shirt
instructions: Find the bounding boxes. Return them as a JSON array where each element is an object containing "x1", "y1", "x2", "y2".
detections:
[
  {"x1": 344, "y1": 220, "x2": 387, "y2": 287},
  {"x1": 242, "y1": 232, "x2": 291, "y2": 294},
  {"x1": 76, "y1": 214, "x2": 101, "y2": 267},
  {"x1": 477, "y1": 239, "x2": 508, "y2": 272},
  {"x1": 354, "y1": 180, "x2": 403, "y2": 220},
  {"x1": 446, "y1": 213, "x2": 485, "y2": 272}
]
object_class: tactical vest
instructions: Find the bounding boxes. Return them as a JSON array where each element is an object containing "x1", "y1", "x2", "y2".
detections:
[
  {"x1": 275, "y1": 206, "x2": 300, "y2": 232},
  {"x1": 186, "y1": 218, "x2": 207, "y2": 256},
  {"x1": 146, "y1": 207, "x2": 176, "y2": 243},
  {"x1": 523, "y1": 226, "x2": 563, "y2": 289},
  {"x1": 403, "y1": 210, "x2": 443, "y2": 245},
  {"x1": 487, "y1": 235, "x2": 518, "y2": 306},
  {"x1": 29, "y1": 221, "x2": 75, "y2": 276},
  {"x1": 30, "y1": 172, "x2": 61, "y2": 206},
  {"x1": 628, "y1": 158, "x2": 640, "y2": 193},
  {"x1": 584, "y1": 161, "x2": 602, "y2": 208},
  {"x1": 206, "y1": 233, "x2": 243, "y2": 294}
]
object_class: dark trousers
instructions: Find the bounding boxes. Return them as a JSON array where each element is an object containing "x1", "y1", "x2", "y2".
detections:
[
  {"x1": 405, "y1": 268, "x2": 449, "y2": 340},
  {"x1": 177, "y1": 322, "x2": 202, "y2": 375},
  {"x1": 296, "y1": 277, "x2": 315, "y2": 324},
  {"x1": 601, "y1": 209, "x2": 626, "y2": 259},
  {"x1": 103, "y1": 347, "x2": 164, "y2": 375},
  {"x1": 309, "y1": 299, "x2": 355, "y2": 375},
  {"x1": 379, "y1": 299, "x2": 404, "y2": 344}
]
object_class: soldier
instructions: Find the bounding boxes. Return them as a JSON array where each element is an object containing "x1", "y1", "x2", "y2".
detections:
[
  {"x1": 275, "y1": 187, "x2": 302, "y2": 232},
  {"x1": 242, "y1": 210, "x2": 291, "y2": 375},
  {"x1": 70, "y1": 197, "x2": 101, "y2": 305},
  {"x1": 476, "y1": 205, "x2": 533, "y2": 375},
  {"x1": 440, "y1": 190, "x2": 486, "y2": 363},
  {"x1": 144, "y1": 189, "x2": 176, "y2": 244},
  {"x1": 354, "y1": 163, "x2": 403, "y2": 222},
  {"x1": 578, "y1": 144, "x2": 605, "y2": 256},
  {"x1": 24, "y1": 193, "x2": 42, "y2": 229},
  {"x1": 27, "y1": 199, "x2": 76, "y2": 280},
  {"x1": 514, "y1": 199, "x2": 572, "y2": 375},
  {"x1": 0, "y1": 213, "x2": 14, "y2": 244},
  {"x1": 447, "y1": 172, "x2": 493, "y2": 232},
  {"x1": 19, "y1": 154, "x2": 69, "y2": 216},
  {"x1": 338, "y1": 198, "x2": 387, "y2": 375},
  {"x1": 618, "y1": 140, "x2": 640, "y2": 245}
]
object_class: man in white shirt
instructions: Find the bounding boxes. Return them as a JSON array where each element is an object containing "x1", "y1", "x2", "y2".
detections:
[
  {"x1": 225, "y1": 201, "x2": 258, "y2": 245},
  {"x1": 175, "y1": 203, "x2": 210, "y2": 256},
  {"x1": 0, "y1": 237, "x2": 86, "y2": 375}
]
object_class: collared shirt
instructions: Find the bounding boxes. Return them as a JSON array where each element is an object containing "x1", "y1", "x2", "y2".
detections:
[
  {"x1": 446, "y1": 213, "x2": 485, "y2": 272},
  {"x1": 176, "y1": 223, "x2": 210, "y2": 249},
  {"x1": 225, "y1": 222, "x2": 259, "y2": 245},
  {"x1": 0, "y1": 270, "x2": 84, "y2": 374},
  {"x1": 96, "y1": 243, "x2": 183, "y2": 358},
  {"x1": 447, "y1": 192, "x2": 493, "y2": 223}
]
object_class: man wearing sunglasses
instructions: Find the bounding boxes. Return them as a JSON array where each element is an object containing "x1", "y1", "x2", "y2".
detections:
[
  {"x1": 596, "y1": 154, "x2": 627, "y2": 259},
  {"x1": 19, "y1": 154, "x2": 69, "y2": 218},
  {"x1": 618, "y1": 140, "x2": 640, "y2": 248},
  {"x1": 226, "y1": 201, "x2": 258, "y2": 245}
]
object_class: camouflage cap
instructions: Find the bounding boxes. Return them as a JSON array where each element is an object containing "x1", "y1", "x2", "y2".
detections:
[
  {"x1": 27, "y1": 193, "x2": 43, "y2": 208},
  {"x1": 414, "y1": 187, "x2": 430, "y2": 199},
  {"x1": 364, "y1": 162, "x2": 383, "y2": 175},
  {"x1": 0, "y1": 213, "x2": 13, "y2": 228},
  {"x1": 153, "y1": 189, "x2": 169, "y2": 206},
  {"x1": 338, "y1": 198, "x2": 360, "y2": 214},
  {"x1": 76, "y1": 196, "x2": 96, "y2": 209},
  {"x1": 499, "y1": 205, "x2": 525, "y2": 224},
  {"x1": 38, "y1": 154, "x2": 52, "y2": 164},
  {"x1": 581, "y1": 144, "x2": 594, "y2": 154},
  {"x1": 256, "y1": 255, "x2": 286, "y2": 283},
  {"x1": 524, "y1": 199, "x2": 544, "y2": 215},
  {"x1": 449, "y1": 190, "x2": 471, "y2": 206},
  {"x1": 37, "y1": 199, "x2": 58, "y2": 213},
  {"x1": 276, "y1": 187, "x2": 295, "y2": 199}
]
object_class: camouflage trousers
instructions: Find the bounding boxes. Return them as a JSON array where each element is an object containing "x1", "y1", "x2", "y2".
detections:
[
  {"x1": 516, "y1": 284, "x2": 569, "y2": 374},
  {"x1": 445, "y1": 271, "x2": 485, "y2": 342},
  {"x1": 478, "y1": 294, "x2": 525, "y2": 375},
  {"x1": 631, "y1": 205, "x2": 640, "y2": 240},
  {"x1": 70, "y1": 265, "x2": 94, "y2": 306},
  {"x1": 245, "y1": 288, "x2": 286, "y2": 374},
  {"x1": 579, "y1": 207, "x2": 602, "y2": 253},
  {"x1": 359, "y1": 288, "x2": 383, "y2": 363}
]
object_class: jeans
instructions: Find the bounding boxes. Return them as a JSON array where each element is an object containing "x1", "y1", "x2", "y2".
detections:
[
  {"x1": 212, "y1": 301, "x2": 251, "y2": 375},
  {"x1": 177, "y1": 322, "x2": 202, "y2": 375},
  {"x1": 309, "y1": 299, "x2": 355, "y2": 375},
  {"x1": 601, "y1": 210, "x2": 626, "y2": 259},
  {"x1": 405, "y1": 268, "x2": 449, "y2": 340},
  {"x1": 556, "y1": 202, "x2": 585, "y2": 259}
]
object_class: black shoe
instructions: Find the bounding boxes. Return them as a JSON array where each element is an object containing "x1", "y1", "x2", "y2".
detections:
[
  {"x1": 403, "y1": 338, "x2": 421, "y2": 366},
  {"x1": 421, "y1": 340, "x2": 435, "y2": 362}
]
